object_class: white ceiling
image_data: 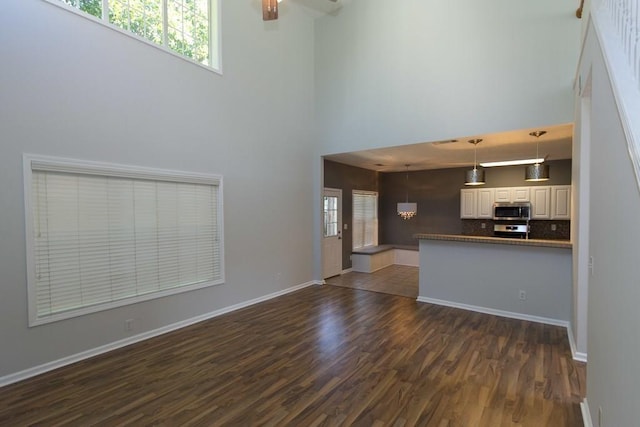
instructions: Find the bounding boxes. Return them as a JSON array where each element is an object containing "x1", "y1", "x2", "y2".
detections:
[{"x1": 324, "y1": 123, "x2": 574, "y2": 172}]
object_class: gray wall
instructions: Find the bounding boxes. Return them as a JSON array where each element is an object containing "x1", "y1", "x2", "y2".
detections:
[
  {"x1": 0, "y1": 0, "x2": 316, "y2": 378},
  {"x1": 419, "y1": 239, "x2": 572, "y2": 322},
  {"x1": 580, "y1": 19, "x2": 640, "y2": 427},
  {"x1": 314, "y1": 0, "x2": 582, "y2": 156}
]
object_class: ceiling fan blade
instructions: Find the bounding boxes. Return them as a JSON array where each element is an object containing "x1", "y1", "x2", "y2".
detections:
[{"x1": 262, "y1": 0, "x2": 278, "y2": 20}]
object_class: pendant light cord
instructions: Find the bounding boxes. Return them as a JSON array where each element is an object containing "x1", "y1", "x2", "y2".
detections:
[
  {"x1": 405, "y1": 164, "x2": 410, "y2": 203},
  {"x1": 529, "y1": 130, "x2": 547, "y2": 163},
  {"x1": 474, "y1": 144, "x2": 477, "y2": 169},
  {"x1": 469, "y1": 139, "x2": 482, "y2": 169}
]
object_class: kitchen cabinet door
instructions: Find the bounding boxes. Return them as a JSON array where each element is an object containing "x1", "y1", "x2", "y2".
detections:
[
  {"x1": 477, "y1": 188, "x2": 495, "y2": 218},
  {"x1": 530, "y1": 186, "x2": 551, "y2": 219},
  {"x1": 551, "y1": 185, "x2": 571, "y2": 219},
  {"x1": 460, "y1": 189, "x2": 477, "y2": 218},
  {"x1": 512, "y1": 187, "x2": 530, "y2": 202},
  {"x1": 494, "y1": 188, "x2": 511, "y2": 203},
  {"x1": 494, "y1": 187, "x2": 530, "y2": 203}
]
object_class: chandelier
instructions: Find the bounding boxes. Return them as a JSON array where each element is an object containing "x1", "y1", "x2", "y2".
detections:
[{"x1": 397, "y1": 164, "x2": 417, "y2": 220}]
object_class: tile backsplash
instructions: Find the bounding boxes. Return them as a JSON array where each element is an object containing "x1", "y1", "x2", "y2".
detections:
[{"x1": 462, "y1": 219, "x2": 571, "y2": 240}]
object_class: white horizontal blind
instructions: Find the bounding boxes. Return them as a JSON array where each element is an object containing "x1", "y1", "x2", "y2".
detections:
[
  {"x1": 26, "y1": 156, "x2": 223, "y2": 325},
  {"x1": 352, "y1": 191, "x2": 378, "y2": 250}
]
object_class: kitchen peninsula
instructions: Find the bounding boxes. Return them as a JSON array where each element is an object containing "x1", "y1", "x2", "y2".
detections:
[{"x1": 415, "y1": 233, "x2": 572, "y2": 326}]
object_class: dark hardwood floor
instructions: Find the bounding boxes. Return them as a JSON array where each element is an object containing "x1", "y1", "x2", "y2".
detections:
[{"x1": 0, "y1": 285, "x2": 585, "y2": 426}]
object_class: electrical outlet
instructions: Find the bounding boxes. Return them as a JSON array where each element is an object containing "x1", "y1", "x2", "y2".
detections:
[
  {"x1": 124, "y1": 319, "x2": 134, "y2": 331},
  {"x1": 344, "y1": 223, "x2": 348, "y2": 230},
  {"x1": 551, "y1": 224, "x2": 557, "y2": 231},
  {"x1": 589, "y1": 256, "x2": 594, "y2": 276},
  {"x1": 481, "y1": 223, "x2": 486, "y2": 229},
  {"x1": 519, "y1": 290, "x2": 526, "y2": 300}
]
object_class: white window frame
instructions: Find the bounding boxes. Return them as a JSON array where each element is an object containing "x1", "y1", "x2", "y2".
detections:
[
  {"x1": 23, "y1": 154, "x2": 225, "y2": 326},
  {"x1": 352, "y1": 190, "x2": 378, "y2": 250},
  {"x1": 42, "y1": 0, "x2": 222, "y2": 74}
]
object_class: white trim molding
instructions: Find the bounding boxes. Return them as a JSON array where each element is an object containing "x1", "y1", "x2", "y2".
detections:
[
  {"x1": 566, "y1": 327, "x2": 588, "y2": 363},
  {"x1": 417, "y1": 296, "x2": 587, "y2": 362},
  {"x1": 581, "y1": 398, "x2": 594, "y2": 427},
  {"x1": 417, "y1": 296, "x2": 569, "y2": 326},
  {"x1": 0, "y1": 280, "x2": 321, "y2": 388}
]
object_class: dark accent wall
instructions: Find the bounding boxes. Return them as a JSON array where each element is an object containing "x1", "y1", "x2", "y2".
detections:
[
  {"x1": 325, "y1": 158, "x2": 572, "y2": 265},
  {"x1": 380, "y1": 167, "x2": 465, "y2": 246},
  {"x1": 379, "y1": 159, "x2": 572, "y2": 246},
  {"x1": 483, "y1": 159, "x2": 572, "y2": 187},
  {"x1": 324, "y1": 159, "x2": 378, "y2": 270}
]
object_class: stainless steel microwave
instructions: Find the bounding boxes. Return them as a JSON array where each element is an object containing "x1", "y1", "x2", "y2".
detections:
[{"x1": 493, "y1": 202, "x2": 531, "y2": 221}]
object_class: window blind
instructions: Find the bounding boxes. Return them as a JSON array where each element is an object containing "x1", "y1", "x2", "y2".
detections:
[
  {"x1": 352, "y1": 191, "x2": 378, "y2": 249},
  {"x1": 25, "y1": 155, "x2": 223, "y2": 325}
]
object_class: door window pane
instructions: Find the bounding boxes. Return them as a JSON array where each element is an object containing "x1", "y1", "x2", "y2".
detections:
[{"x1": 324, "y1": 196, "x2": 338, "y2": 237}]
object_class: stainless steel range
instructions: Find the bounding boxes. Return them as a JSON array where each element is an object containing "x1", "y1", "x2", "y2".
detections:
[{"x1": 494, "y1": 223, "x2": 529, "y2": 239}]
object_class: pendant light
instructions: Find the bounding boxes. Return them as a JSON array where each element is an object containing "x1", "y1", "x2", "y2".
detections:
[
  {"x1": 397, "y1": 164, "x2": 417, "y2": 220},
  {"x1": 525, "y1": 130, "x2": 550, "y2": 181},
  {"x1": 465, "y1": 139, "x2": 485, "y2": 186}
]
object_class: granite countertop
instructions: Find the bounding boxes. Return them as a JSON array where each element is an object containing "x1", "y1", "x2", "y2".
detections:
[
  {"x1": 352, "y1": 244, "x2": 419, "y2": 254},
  {"x1": 413, "y1": 233, "x2": 572, "y2": 249}
]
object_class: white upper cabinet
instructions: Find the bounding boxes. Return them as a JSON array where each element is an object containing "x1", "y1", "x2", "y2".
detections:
[
  {"x1": 477, "y1": 188, "x2": 495, "y2": 218},
  {"x1": 460, "y1": 189, "x2": 477, "y2": 219},
  {"x1": 530, "y1": 186, "x2": 551, "y2": 219},
  {"x1": 551, "y1": 185, "x2": 571, "y2": 219},
  {"x1": 512, "y1": 187, "x2": 531, "y2": 202},
  {"x1": 460, "y1": 185, "x2": 569, "y2": 220},
  {"x1": 494, "y1": 187, "x2": 511, "y2": 203},
  {"x1": 494, "y1": 187, "x2": 530, "y2": 203}
]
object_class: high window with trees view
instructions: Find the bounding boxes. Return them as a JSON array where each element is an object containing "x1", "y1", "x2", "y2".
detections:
[{"x1": 55, "y1": 0, "x2": 219, "y2": 70}]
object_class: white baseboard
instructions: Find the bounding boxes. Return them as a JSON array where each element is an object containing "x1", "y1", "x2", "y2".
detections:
[
  {"x1": 0, "y1": 280, "x2": 320, "y2": 388},
  {"x1": 566, "y1": 326, "x2": 588, "y2": 363},
  {"x1": 574, "y1": 351, "x2": 588, "y2": 363},
  {"x1": 581, "y1": 398, "x2": 593, "y2": 427},
  {"x1": 341, "y1": 268, "x2": 353, "y2": 274},
  {"x1": 416, "y1": 296, "x2": 569, "y2": 327}
]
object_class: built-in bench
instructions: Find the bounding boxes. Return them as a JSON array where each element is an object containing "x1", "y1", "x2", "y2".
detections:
[{"x1": 351, "y1": 244, "x2": 419, "y2": 273}]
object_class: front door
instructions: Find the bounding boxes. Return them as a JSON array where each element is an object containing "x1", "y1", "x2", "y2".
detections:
[{"x1": 323, "y1": 188, "x2": 342, "y2": 279}]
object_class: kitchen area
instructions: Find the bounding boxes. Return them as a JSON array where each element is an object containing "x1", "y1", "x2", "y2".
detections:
[
  {"x1": 323, "y1": 124, "x2": 575, "y2": 330},
  {"x1": 416, "y1": 181, "x2": 572, "y2": 325}
]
